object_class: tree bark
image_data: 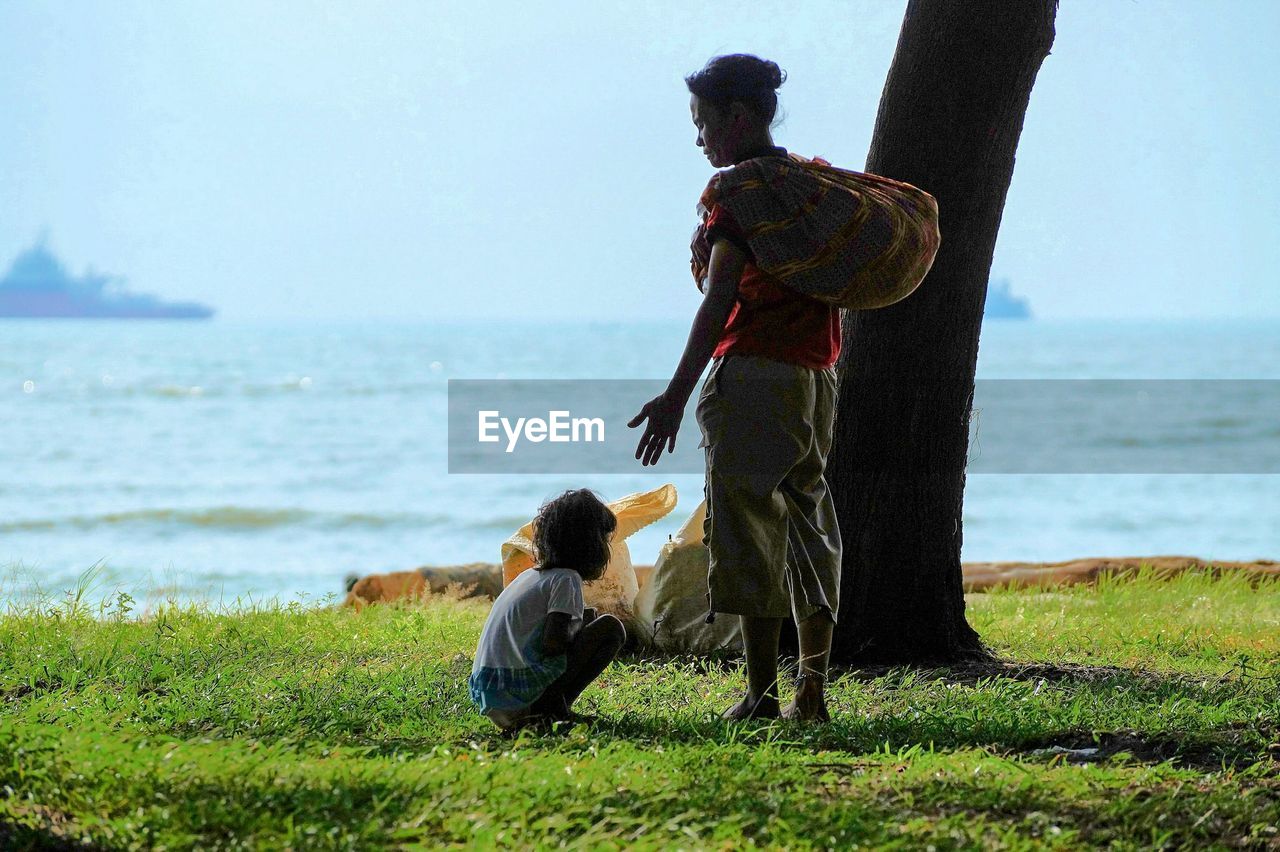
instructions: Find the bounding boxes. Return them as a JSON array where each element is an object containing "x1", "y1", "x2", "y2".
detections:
[{"x1": 828, "y1": 0, "x2": 1059, "y2": 664}]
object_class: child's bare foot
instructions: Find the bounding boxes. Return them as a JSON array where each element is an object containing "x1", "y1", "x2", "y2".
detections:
[
  {"x1": 501, "y1": 712, "x2": 552, "y2": 735},
  {"x1": 781, "y1": 675, "x2": 830, "y2": 722},
  {"x1": 549, "y1": 708, "x2": 597, "y2": 727},
  {"x1": 507, "y1": 712, "x2": 575, "y2": 735},
  {"x1": 508, "y1": 703, "x2": 598, "y2": 734},
  {"x1": 721, "y1": 693, "x2": 780, "y2": 721},
  {"x1": 530, "y1": 688, "x2": 598, "y2": 727}
]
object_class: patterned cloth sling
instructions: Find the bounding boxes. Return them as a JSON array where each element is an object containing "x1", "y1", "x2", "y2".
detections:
[{"x1": 690, "y1": 153, "x2": 941, "y2": 310}]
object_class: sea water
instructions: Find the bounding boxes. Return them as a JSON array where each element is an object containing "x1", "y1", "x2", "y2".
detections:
[{"x1": 3, "y1": 317, "x2": 1278, "y2": 607}]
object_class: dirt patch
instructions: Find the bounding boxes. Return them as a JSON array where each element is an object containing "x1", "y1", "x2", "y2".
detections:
[
  {"x1": 0, "y1": 803, "x2": 93, "y2": 851},
  {"x1": 1012, "y1": 730, "x2": 1280, "y2": 773}
]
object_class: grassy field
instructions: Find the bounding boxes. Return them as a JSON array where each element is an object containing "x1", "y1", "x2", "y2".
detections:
[{"x1": 1, "y1": 569, "x2": 1277, "y2": 849}]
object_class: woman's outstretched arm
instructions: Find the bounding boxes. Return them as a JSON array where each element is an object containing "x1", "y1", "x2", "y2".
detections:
[{"x1": 629, "y1": 238, "x2": 747, "y2": 466}]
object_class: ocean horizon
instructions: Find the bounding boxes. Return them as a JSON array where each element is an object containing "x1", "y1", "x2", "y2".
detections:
[{"x1": 5, "y1": 316, "x2": 1279, "y2": 608}]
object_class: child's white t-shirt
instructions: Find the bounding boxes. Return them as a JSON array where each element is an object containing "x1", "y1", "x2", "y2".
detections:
[{"x1": 472, "y1": 567, "x2": 584, "y2": 674}]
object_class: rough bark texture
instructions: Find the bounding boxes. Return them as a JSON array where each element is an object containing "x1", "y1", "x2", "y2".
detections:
[{"x1": 828, "y1": 0, "x2": 1059, "y2": 664}]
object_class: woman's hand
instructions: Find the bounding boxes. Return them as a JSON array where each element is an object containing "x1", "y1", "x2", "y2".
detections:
[{"x1": 628, "y1": 391, "x2": 686, "y2": 467}]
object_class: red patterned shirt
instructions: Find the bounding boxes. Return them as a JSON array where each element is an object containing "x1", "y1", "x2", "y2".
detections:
[{"x1": 702, "y1": 200, "x2": 842, "y2": 371}]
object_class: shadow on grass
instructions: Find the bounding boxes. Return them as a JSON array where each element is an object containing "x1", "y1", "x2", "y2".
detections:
[
  {"x1": 459, "y1": 657, "x2": 1278, "y2": 773},
  {"x1": 60, "y1": 652, "x2": 1271, "y2": 774}
]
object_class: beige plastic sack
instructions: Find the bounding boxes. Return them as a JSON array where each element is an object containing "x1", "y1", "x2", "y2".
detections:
[
  {"x1": 500, "y1": 484, "x2": 678, "y2": 632},
  {"x1": 632, "y1": 499, "x2": 742, "y2": 654}
]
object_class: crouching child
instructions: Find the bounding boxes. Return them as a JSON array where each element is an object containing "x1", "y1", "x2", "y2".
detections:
[{"x1": 469, "y1": 488, "x2": 626, "y2": 730}]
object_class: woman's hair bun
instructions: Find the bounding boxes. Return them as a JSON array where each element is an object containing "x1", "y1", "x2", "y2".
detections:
[{"x1": 762, "y1": 60, "x2": 786, "y2": 90}]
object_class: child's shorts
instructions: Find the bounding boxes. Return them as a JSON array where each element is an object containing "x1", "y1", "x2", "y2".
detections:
[
  {"x1": 469, "y1": 651, "x2": 567, "y2": 729},
  {"x1": 695, "y1": 353, "x2": 843, "y2": 624}
]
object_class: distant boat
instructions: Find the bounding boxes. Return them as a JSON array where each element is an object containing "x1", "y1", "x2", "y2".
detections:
[
  {"x1": 0, "y1": 237, "x2": 214, "y2": 319},
  {"x1": 984, "y1": 277, "x2": 1031, "y2": 319}
]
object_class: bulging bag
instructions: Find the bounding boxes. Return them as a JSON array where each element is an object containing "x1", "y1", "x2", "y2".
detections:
[
  {"x1": 690, "y1": 154, "x2": 940, "y2": 310},
  {"x1": 631, "y1": 499, "x2": 741, "y2": 654}
]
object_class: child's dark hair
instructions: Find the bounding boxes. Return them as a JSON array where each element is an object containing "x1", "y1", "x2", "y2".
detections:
[
  {"x1": 532, "y1": 488, "x2": 617, "y2": 582},
  {"x1": 685, "y1": 53, "x2": 787, "y2": 126}
]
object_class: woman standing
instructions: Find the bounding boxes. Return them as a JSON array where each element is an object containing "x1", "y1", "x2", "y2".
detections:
[{"x1": 629, "y1": 54, "x2": 842, "y2": 722}]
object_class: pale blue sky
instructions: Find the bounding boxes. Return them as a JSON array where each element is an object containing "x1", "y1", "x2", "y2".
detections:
[{"x1": 2, "y1": 0, "x2": 1277, "y2": 321}]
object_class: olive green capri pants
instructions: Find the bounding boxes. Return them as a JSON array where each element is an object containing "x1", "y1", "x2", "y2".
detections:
[{"x1": 695, "y1": 353, "x2": 843, "y2": 624}]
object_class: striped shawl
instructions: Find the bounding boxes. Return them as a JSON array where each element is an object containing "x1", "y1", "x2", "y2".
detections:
[{"x1": 690, "y1": 153, "x2": 940, "y2": 310}]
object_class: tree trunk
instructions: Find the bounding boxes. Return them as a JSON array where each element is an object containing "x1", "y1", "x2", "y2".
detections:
[{"x1": 828, "y1": 0, "x2": 1059, "y2": 664}]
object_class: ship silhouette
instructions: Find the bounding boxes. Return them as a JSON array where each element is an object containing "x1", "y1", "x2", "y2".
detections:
[
  {"x1": 0, "y1": 236, "x2": 214, "y2": 319},
  {"x1": 984, "y1": 276, "x2": 1031, "y2": 319}
]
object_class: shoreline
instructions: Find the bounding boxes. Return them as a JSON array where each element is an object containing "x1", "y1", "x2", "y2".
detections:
[{"x1": 398, "y1": 554, "x2": 1279, "y2": 602}]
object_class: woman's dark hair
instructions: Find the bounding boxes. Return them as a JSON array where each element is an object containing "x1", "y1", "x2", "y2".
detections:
[
  {"x1": 532, "y1": 488, "x2": 617, "y2": 582},
  {"x1": 684, "y1": 53, "x2": 787, "y2": 125}
]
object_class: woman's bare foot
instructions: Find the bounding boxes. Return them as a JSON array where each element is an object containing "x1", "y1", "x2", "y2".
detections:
[
  {"x1": 721, "y1": 692, "x2": 781, "y2": 721},
  {"x1": 781, "y1": 677, "x2": 830, "y2": 722}
]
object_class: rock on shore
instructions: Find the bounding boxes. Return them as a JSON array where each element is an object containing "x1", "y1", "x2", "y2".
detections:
[{"x1": 347, "y1": 556, "x2": 1278, "y2": 605}]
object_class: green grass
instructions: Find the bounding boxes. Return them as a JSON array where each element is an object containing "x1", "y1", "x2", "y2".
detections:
[{"x1": 1, "y1": 568, "x2": 1277, "y2": 849}]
